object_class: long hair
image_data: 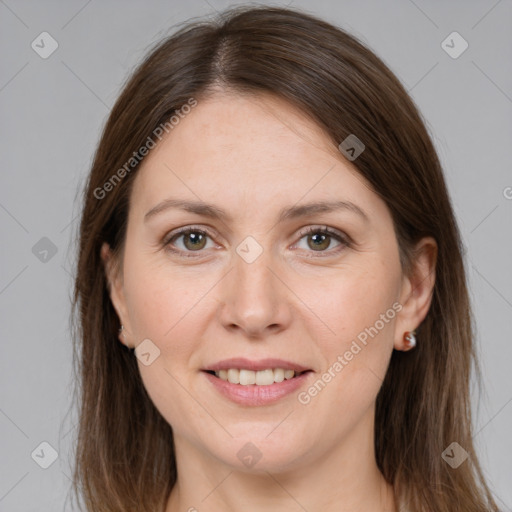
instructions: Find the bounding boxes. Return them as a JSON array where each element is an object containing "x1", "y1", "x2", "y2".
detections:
[{"x1": 70, "y1": 5, "x2": 499, "y2": 511}]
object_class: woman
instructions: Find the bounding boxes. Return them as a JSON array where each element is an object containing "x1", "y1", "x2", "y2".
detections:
[{"x1": 71, "y1": 5, "x2": 500, "y2": 511}]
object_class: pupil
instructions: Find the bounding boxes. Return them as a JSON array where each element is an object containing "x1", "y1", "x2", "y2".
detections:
[
  {"x1": 310, "y1": 233, "x2": 329, "y2": 250},
  {"x1": 186, "y1": 233, "x2": 204, "y2": 249}
]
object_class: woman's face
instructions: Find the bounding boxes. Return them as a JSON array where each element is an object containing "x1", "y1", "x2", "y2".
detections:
[{"x1": 104, "y1": 91, "x2": 421, "y2": 472}]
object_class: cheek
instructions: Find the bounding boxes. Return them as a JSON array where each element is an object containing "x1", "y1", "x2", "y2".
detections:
[
  {"x1": 338, "y1": 281, "x2": 396, "y2": 344},
  {"x1": 121, "y1": 255, "x2": 209, "y2": 390},
  {"x1": 122, "y1": 264, "x2": 207, "y2": 431},
  {"x1": 303, "y1": 262, "x2": 398, "y2": 402},
  {"x1": 309, "y1": 263, "x2": 398, "y2": 347},
  {"x1": 123, "y1": 251, "x2": 202, "y2": 340}
]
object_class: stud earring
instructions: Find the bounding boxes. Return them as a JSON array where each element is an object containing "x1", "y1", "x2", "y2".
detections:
[
  {"x1": 404, "y1": 330, "x2": 417, "y2": 350},
  {"x1": 119, "y1": 324, "x2": 127, "y2": 345},
  {"x1": 119, "y1": 324, "x2": 134, "y2": 351}
]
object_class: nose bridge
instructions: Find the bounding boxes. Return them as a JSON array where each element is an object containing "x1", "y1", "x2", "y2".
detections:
[
  {"x1": 235, "y1": 244, "x2": 275, "y2": 299},
  {"x1": 218, "y1": 238, "x2": 289, "y2": 336}
]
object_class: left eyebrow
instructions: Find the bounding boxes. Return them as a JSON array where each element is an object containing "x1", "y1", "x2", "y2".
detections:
[
  {"x1": 277, "y1": 200, "x2": 369, "y2": 223},
  {"x1": 144, "y1": 198, "x2": 370, "y2": 224}
]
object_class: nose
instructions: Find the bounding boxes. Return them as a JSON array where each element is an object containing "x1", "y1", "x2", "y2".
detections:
[{"x1": 217, "y1": 245, "x2": 293, "y2": 339}]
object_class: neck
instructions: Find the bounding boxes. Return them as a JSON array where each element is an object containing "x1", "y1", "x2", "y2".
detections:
[{"x1": 165, "y1": 408, "x2": 397, "y2": 512}]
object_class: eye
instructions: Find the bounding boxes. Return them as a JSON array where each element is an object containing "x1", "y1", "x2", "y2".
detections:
[
  {"x1": 163, "y1": 225, "x2": 350, "y2": 259},
  {"x1": 293, "y1": 226, "x2": 349, "y2": 256},
  {"x1": 163, "y1": 226, "x2": 216, "y2": 257}
]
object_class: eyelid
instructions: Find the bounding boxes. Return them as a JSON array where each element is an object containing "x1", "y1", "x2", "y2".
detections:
[
  {"x1": 295, "y1": 225, "x2": 351, "y2": 244},
  {"x1": 163, "y1": 224, "x2": 351, "y2": 257},
  {"x1": 292, "y1": 225, "x2": 351, "y2": 256},
  {"x1": 163, "y1": 224, "x2": 217, "y2": 245},
  {"x1": 163, "y1": 225, "x2": 219, "y2": 258}
]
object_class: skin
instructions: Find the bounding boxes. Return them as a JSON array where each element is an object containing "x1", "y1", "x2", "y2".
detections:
[{"x1": 102, "y1": 90, "x2": 436, "y2": 512}]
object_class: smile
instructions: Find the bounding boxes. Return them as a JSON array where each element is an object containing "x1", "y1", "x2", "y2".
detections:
[
  {"x1": 202, "y1": 368, "x2": 313, "y2": 406},
  {"x1": 210, "y1": 368, "x2": 307, "y2": 385}
]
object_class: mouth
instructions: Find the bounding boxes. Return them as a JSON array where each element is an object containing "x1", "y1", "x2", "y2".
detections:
[
  {"x1": 203, "y1": 368, "x2": 312, "y2": 386},
  {"x1": 200, "y1": 358, "x2": 313, "y2": 405}
]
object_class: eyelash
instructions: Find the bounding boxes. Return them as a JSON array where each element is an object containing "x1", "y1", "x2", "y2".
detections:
[{"x1": 163, "y1": 225, "x2": 351, "y2": 259}]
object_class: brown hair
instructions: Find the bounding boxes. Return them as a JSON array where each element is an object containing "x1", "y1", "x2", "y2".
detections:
[{"x1": 70, "y1": 5, "x2": 500, "y2": 511}]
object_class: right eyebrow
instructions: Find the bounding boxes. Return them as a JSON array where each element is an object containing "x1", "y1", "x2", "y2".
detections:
[{"x1": 144, "y1": 198, "x2": 232, "y2": 223}]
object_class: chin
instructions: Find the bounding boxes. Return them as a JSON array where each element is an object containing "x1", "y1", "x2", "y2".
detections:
[{"x1": 205, "y1": 431, "x2": 315, "y2": 474}]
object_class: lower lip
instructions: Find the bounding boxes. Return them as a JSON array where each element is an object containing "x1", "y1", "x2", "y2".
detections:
[{"x1": 202, "y1": 371, "x2": 312, "y2": 406}]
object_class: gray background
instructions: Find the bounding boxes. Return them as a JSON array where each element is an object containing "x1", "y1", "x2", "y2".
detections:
[{"x1": 1, "y1": 0, "x2": 511, "y2": 510}]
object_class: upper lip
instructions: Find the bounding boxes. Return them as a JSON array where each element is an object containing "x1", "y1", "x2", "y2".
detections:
[{"x1": 203, "y1": 357, "x2": 312, "y2": 373}]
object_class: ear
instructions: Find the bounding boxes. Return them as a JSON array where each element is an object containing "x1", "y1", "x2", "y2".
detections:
[
  {"x1": 394, "y1": 236, "x2": 437, "y2": 351},
  {"x1": 100, "y1": 242, "x2": 133, "y2": 348}
]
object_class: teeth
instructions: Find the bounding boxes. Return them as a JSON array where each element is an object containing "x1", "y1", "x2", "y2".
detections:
[
  {"x1": 255, "y1": 369, "x2": 274, "y2": 385},
  {"x1": 274, "y1": 368, "x2": 285, "y2": 383},
  {"x1": 227, "y1": 368, "x2": 239, "y2": 384},
  {"x1": 239, "y1": 369, "x2": 256, "y2": 385},
  {"x1": 214, "y1": 368, "x2": 300, "y2": 385}
]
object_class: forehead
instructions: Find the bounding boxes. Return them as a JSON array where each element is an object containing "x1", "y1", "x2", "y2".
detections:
[
  {"x1": 184, "y1": 91, "x2": 333, "y2": 151},
  {"x1": 130, "y1": 92, "x2": 380, "y2": 221}
]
